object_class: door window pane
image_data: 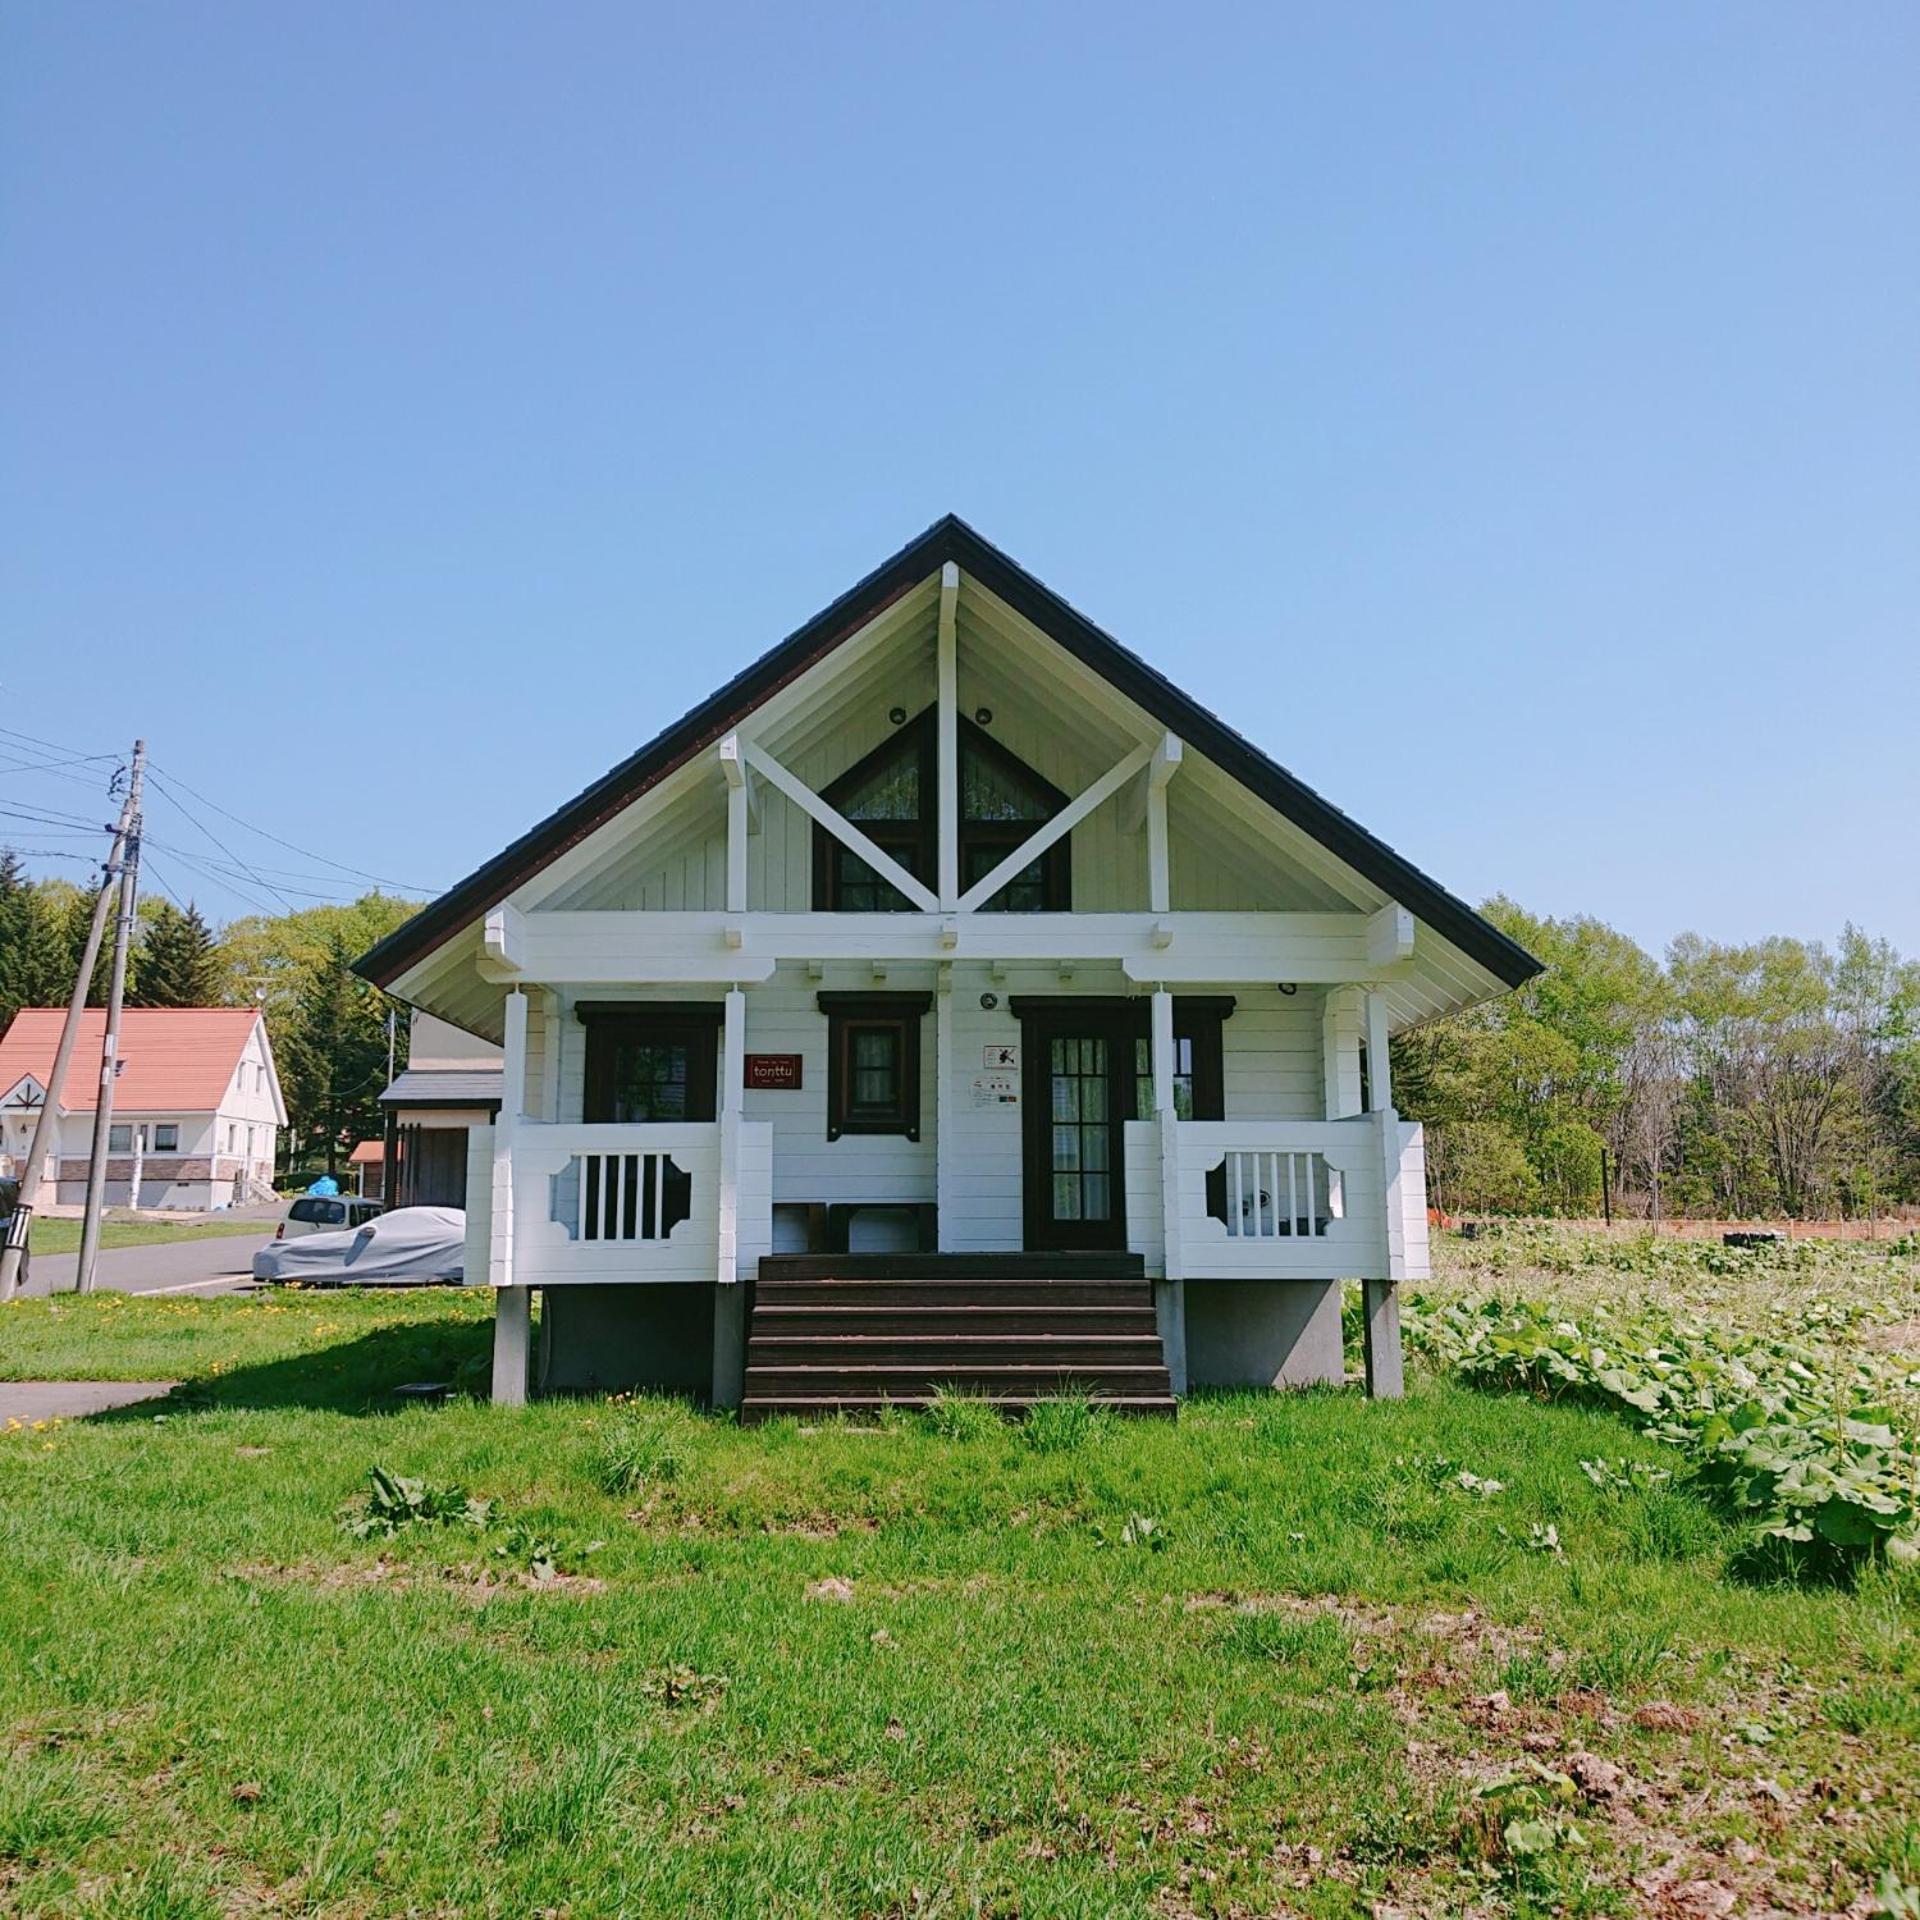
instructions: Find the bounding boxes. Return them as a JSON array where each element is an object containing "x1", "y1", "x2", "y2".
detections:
[
  {"x1": 1134, "y1": 1035, "x2": 1195, "y2": 1119},
  {"x1": 1048, "y1": 1036, "x2": 1112, "y2": 1223}
]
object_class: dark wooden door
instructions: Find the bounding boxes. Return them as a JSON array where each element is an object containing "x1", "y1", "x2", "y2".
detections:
[{"x1": 1020, "y1": 1007, "x2": 1132, "y2": 1252}]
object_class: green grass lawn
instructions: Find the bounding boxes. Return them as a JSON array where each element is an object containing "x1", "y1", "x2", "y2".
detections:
[
  {"x1": 26, "y1": 1215, "x2": 271, "y2": 1256},
  {"x1": 1, "y1": 1283, "x2": 1915, "y2": 1917}
]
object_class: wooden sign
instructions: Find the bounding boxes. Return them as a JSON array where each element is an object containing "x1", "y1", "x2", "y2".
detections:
[{"x1": 744, "y1": 1053, "x2": 803, "y2": 1090}]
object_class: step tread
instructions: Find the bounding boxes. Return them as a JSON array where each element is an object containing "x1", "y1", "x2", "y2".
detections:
[
  {"x1": 741, "y1": 1396, "x2": 1178, "y2": 1419},
  {"x1": 752, "y1": 1336, "x2": 1167, "y2": 1351}
]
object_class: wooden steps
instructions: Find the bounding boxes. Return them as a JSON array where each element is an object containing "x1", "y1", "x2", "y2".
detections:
[{"x1": 741, "y1": 1254, "x2": 1176, "y2": 1421}]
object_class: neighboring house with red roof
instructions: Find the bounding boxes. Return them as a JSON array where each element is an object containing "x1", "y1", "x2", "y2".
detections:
[{"x1": 0, "y1": 1007, "x2": 286, "y2": 1211}]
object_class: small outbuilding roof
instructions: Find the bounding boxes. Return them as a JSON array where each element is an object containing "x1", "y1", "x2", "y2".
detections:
[{"x1": 378, "y1": 1067, "x2": 503, "y2": 1110}]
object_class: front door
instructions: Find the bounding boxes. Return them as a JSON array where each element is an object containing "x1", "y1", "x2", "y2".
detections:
[{"x1": 1020, "y1": 1007, "x2": 1132, "y2": 1252}]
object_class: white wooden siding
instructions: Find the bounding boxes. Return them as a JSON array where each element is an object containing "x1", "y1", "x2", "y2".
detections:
[
  {"x1": 1398, "y1": 1120, "x2": 1431, "y2": 1281},
  {"x1": 941, "y1": 983, "x2": 1029, "y2": 1251},
  {"x1": 1124, "y1": 1120, "x2": 1163, "y2": 1270},
  {"x1": 741, "y1": 967, "x2": 936, "y2": 1207},
  {"x1": 465, "y1": 1126, "x2": 493, "y2": 1283}
]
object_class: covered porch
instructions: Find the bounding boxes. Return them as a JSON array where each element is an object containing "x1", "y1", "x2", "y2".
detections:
[{"x1": 468, "y1": 928, "x2": 1424, "y2": 1409}]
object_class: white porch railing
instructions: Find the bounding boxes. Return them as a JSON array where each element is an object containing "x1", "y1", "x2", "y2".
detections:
[
  {"x1": 505, "y1": 1121, "x2": 771, "y2": 1285},
  {"x1": 1126, "y1": 1116, "x2": 1429, "y2": 1282}
]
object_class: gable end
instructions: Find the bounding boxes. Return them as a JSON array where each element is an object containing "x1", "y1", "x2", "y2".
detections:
[{"x1": 355, "y1": 517, "x2": 1540, "y2": 992}]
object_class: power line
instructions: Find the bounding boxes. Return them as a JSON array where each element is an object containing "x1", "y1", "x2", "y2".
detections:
[
  {"x1": 0, "y1": 722, "x2": 116, "y2": 761},
  {"x1": 0, "y1": 803, "x2": 118, "y2": 834},
  {"x1": 149, "y1": 760, "x2": 437, "y2": 895},
  {"x1": 138, "y1": 835, "x2": 286, "y2": 919},
  {"x1": 143, "y1": 837, "x2": 362, "y2": 905},
  {"x1": 144, "y1": 770, "x2": 300, "y2": 913},
  {"x1": 0, "y1": 749, "x2": 123, "y2": 789}
]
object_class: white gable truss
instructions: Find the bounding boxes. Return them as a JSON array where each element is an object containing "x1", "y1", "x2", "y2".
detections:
[
  {"x1": 2, "y1": 1075, "x2": 47, "y2": 1111},
  {"x1": 361, "y1": 519, "x2": 1537, "y2": 1037}
]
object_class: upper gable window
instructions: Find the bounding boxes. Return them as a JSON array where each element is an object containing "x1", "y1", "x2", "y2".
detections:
[
  {"x1": 958, "y1": 735, "x2": 1067, "y2": 913},
  {"x1": 812, "y1": 712, "x2": 1071, "y2": 913}
]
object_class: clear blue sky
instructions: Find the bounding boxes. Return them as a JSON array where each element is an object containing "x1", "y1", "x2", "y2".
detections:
[{"x1": 3, "y1": 4, "x2": 1915, "y2": 956}]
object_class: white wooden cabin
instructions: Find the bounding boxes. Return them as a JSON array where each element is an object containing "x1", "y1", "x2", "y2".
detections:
[{"x1": 356, "y1": 519, "x2": 1539, "y2": 1413}]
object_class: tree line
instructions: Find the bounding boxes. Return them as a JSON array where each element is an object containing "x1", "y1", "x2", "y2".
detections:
[
  {"x1": 1396, "y1": 899, "x2": 1920, "y2": 1222},
  {"x1": 0, "y1": 854, "x2": 419, "y2": 1178}
]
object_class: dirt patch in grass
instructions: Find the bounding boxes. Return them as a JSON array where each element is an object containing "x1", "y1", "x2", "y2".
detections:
[{"x1": 225, "y1": 1557, "x2": 607, "y2": 1600}]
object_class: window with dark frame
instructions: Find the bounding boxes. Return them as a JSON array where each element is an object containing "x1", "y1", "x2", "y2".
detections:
[
  {"x1": 1130, "y1": 1000, "x2": 1232, "y2": 1121},
  {"x1": 819, "y1": 991, "x2": 930, "y2": 1140},
  {"x1": 577, "y1": 1004, "x2": 724, "y2": 1126},
  {"x1": 153, "y1": 1124, "x2": 178, "y2": 1151},
  {"x1": 813, "y1": 711, "x2": 1071, "y2": 913}
]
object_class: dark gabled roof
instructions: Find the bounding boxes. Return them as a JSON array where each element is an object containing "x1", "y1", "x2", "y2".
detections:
[
  {"x1": 378, "y1": 1067, "x2": 503, "y2": 1110},
  {"x1": 355, "y1": 516, "x2": 1541, "y2": 991}
]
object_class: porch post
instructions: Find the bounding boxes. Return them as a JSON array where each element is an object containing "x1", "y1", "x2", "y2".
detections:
[
  {"x1": 936, "y1": 562, "x2": 960, "y2": 910},
  {"x1": 712, "y1": 985, "x2": 747, "y2": 1410},
  {"x1": 1150, "y1": 986, "x2": 1187, "y2": 1394},
  {"x1": 934, "y1": 966, "x2": 954, "y2": 1249},
  {"x1": 1362, "y1": 989, "x2": 1405, "y2": 1401},
  {"x1": 1321, "y1": 986, "x2": 1363, "y2": 1120},
  {"x1": 490, "y1": 987, "x2": 530, "y2": 1407}
]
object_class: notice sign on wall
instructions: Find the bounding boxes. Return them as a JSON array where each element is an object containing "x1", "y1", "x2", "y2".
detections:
[
  {"x1": 970, "y1": 1071, "x2": 1019, "y2": 1110},
  {"x1": 744, "y1": 1053, "x2": 804, "y2": 1091},
  {"x1": 982, "y1": 1044, "x2": 1018, "y2": 1070}
]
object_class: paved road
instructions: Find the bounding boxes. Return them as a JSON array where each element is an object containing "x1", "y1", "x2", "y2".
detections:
[
  {"x1": 23, "y1": 1231, "x2": 271, "y2": 1298},
  {"x1": 1, "y1": 1379, "x2": 179, "y2": 1421}
]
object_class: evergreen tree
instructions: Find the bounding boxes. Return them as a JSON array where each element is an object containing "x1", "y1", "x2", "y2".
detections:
[
  {"x1": 59, "y1": 885, "x2": 118, "y2": 1006},
  {"x1": 134, "y1": 899, "x2": 222, "y2": 1007},
  {"x1": 5, "y1": 882, "x2": 82, "y2": 1019},
  {"x1": 280, "y1": 929, "x2": 391, "y2": 1176},
  {"x1": 0, "y1": 850, "x2": 31, "y2": 1030}
]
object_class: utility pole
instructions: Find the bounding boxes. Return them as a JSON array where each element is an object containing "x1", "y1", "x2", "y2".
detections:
[
  {"x1": 76, "y1": 742, "x2": 147, "y2": 1294},
  {"x1": 0, "y1": 742, "x2": 143, "y2": 1303}
]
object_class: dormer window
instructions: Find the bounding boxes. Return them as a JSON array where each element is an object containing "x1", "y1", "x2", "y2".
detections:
[{"x1": 812, "y1": 711, "x2": 1070, "y2": 912}]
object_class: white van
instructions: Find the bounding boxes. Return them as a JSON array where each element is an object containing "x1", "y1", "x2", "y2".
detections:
[{"x1": 275, "y1": 1194, "x2": 385, "y2": 1241}]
